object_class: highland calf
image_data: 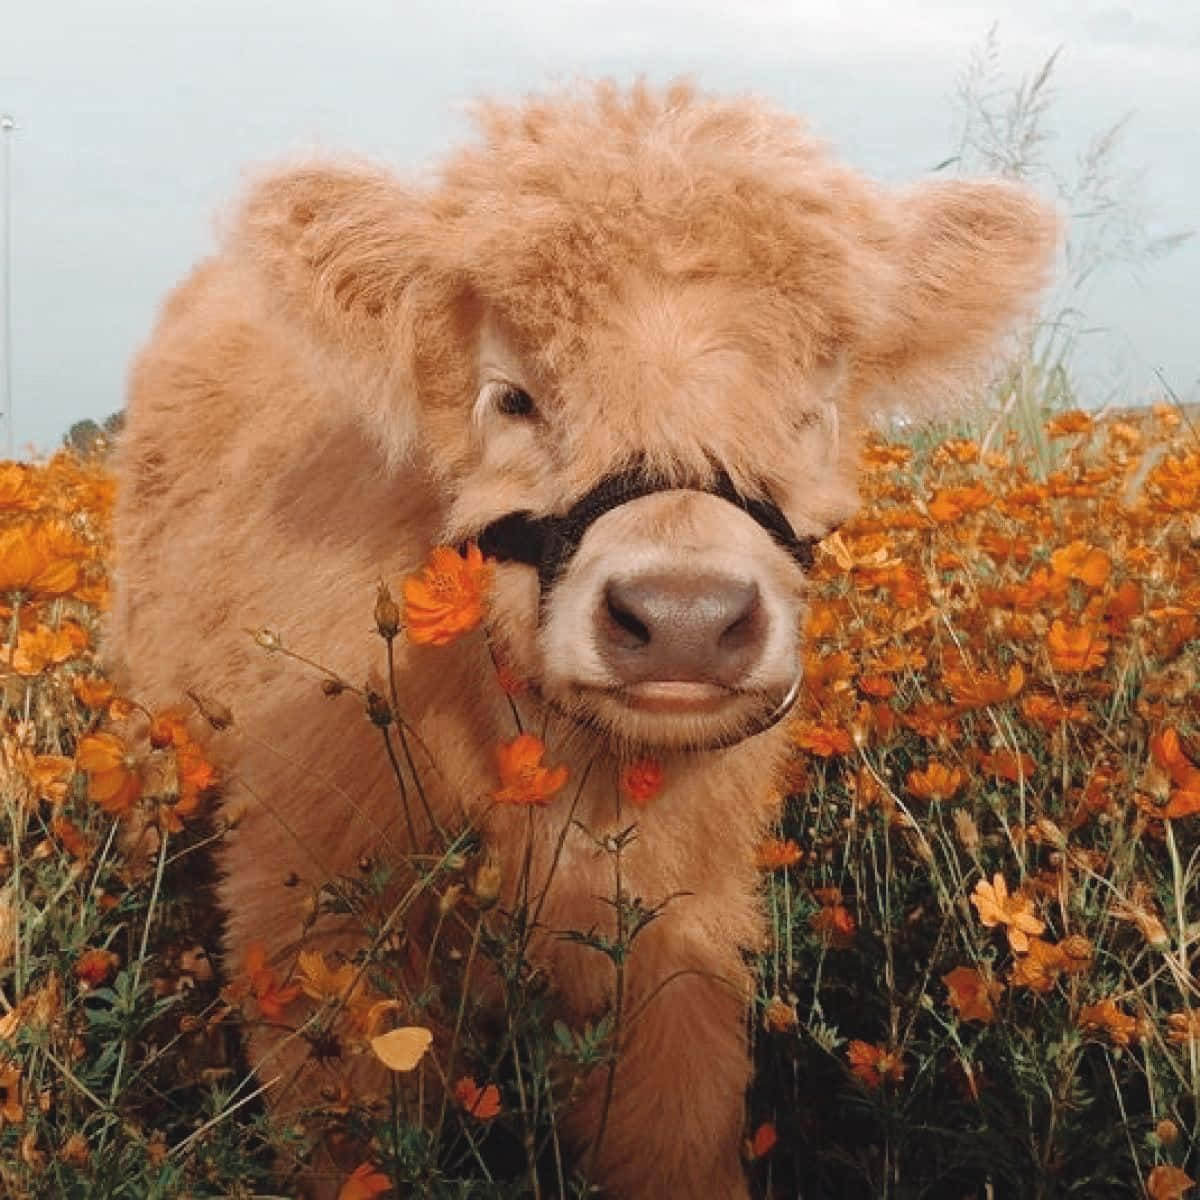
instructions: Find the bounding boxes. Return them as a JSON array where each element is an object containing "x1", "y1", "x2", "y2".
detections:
[{"x1": 111, "y1": 81, "x2": 1055, "y2": 1197}]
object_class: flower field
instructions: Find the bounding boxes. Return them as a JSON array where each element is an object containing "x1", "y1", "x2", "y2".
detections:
[{"x1": 1, "y1": 406, "x2": 1198, "y2": 1198}]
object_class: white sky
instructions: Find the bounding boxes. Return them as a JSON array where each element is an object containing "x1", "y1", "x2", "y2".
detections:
[{"x1": 2, "y1": 0, "x2": 1197, "y2": 452}]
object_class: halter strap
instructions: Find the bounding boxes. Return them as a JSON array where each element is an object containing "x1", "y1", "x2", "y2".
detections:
[{"x1": 472, "y1": 464, "x2": 818, "y2": 596}]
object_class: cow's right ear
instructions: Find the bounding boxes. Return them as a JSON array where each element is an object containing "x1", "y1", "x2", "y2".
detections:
[{"x1": 230, "y1": 163, "x2": 440, "y2": 464}]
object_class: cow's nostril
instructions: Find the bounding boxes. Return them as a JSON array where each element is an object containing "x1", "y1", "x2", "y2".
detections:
[
  {"x1": 604, "y1": 583, "x2": 652, "y2": 648},
  {"x1": 596, "y1": 571, "x2": 766, "y2": 687},
  {"x1": 718, "y1": 599, "x2": 761, "y2": 653}
]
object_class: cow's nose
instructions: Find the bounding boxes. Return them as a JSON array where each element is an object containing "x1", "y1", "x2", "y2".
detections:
[{"x1": 597, "y1": 570, "x2": 765, "y2": 687}]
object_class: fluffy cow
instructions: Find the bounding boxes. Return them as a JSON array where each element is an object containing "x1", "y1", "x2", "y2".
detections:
[{"x1": 111, "y1": 81, "x2": 1054, "y2": 1197}]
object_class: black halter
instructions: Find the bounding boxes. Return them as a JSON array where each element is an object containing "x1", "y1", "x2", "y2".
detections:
[{"x1": 471, "y1": 465, "x2": 819, "y2": 597}]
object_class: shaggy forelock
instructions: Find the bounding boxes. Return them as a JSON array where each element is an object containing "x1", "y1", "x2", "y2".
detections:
[{"x1": 428, "y1": 80, "x2": 888, "y2": 381}]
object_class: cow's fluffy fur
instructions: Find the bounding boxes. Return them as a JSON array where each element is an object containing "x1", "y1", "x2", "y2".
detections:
[{"x1": 111, "y1": 80, "x2": 1055, "y2": 1197}]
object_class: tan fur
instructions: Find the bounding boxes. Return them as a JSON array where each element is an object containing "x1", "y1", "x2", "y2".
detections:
[{"x1": 109, "y1": 80, "x2": 1055, "y2": 1198}]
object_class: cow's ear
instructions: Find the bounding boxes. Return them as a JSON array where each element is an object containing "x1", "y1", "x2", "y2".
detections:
[
  {"x1": 855, "y1": 179, "x2": 1058, "y2": 417},
  {"x1": 230, "y1": 163, "x2": 442, "y2": 464}
]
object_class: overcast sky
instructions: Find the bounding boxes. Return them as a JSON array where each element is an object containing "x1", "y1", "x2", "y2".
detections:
[{"x1": 2, "y1": 0, "x2": 1197, "y2": 453}]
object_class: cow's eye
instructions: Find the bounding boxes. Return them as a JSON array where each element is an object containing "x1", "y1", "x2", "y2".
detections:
[{"x1": 496, "y1": 386, "x2": 536, "y2": 418}]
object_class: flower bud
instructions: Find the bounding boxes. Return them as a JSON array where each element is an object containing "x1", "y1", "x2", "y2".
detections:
[
  {"x1": 374, "y1": 581, "x2": 401, "y2": 640},
  {"x1": 472, "y1": 860, "x2": 502, "y2": 909}
]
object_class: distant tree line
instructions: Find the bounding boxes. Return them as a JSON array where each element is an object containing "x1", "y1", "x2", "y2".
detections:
[{"x1": 62, "y1": 410, "x2": 125, "y2": 456}]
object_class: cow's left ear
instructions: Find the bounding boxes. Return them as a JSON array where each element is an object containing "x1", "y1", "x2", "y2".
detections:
[{"x1": 855, "y1": 179, "x2": 1058, "y2": 415}]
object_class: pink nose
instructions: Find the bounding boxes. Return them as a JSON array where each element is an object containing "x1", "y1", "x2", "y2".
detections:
[{"x1": 596, "y1": 570, "x2": 766, "y2": 687}]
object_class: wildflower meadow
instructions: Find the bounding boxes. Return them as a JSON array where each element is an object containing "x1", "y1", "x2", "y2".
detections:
[{"x1": 0, "y1": 397, "x2": 1197, "y2": 1198}]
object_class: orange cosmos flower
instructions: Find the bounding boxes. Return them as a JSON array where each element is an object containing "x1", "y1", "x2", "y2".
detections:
[
  {"x1": 1046, "y1": 619, "x2": 1108, "y2": 673},
  {"x1": 74, "y1": 948, "x2": 120, "y2": 987},
  {"x1": 0, "y1": 523, "x2": 85, "y2": 598},
  {"x1": 0, "y1": 463, "x2": 38, "y2": 510},
  {"x1": 1146, "y1": 1166, "x2": 1194, "y2": 1200},
  {"x1": 1021, "y1": 693, "x2": 1090, "y2": 729},
  {"x1": 26, "y1": 755, "x2": 74, "y2": 805},
  {"x1": 1077, "y1": 998, "x2": 1139, "y2": 1047},
  {"x1": 50, "y1": 816, "x2": 90, "y2": 860},
  {"x1": 402, "y1": 543, "x2": 491, "y2": 646},
  {"x1": 620, "y1": 758, "x2": 664, "y2": 806},
  {"x1": 942, "y1": 966, "x2": 1002, "y2": 1024},
  {"x1": 905, "y1": 761, "x2": 967, "y2": 803},
  {"x1": 756, "y1": 838, "x2": 803, "y2": 871},
  {"x1": 792, "y1": 721, "x2": 854, "y2": 757},
  {"x1": 847, "y1": 1041, "x2": 906, "y2": 1087},
  {"x1": 1045, "y1": 409, "x2": 1093, "y2": 437},
  {"x1": 241, "y1": 942, "x2": 301, "y2": 1022},
  {"x1": 1049, "y1": 540, "x2": 1111, "y2": 589},
  {"x1": 338, "y1": 1163, "x2": 392, "y2": 1200},
  {"x1": 0, "y1": 1064, "x2": 22, "y2": 1124},
  {"x1": 493, "y1": 734, "x2": 568, "y2": 807},
  {"x1": 9, "y1": 622, "x2": 89, "y2": 676},
  {"x1": 453, "y1": 1076, "x2": 502, "y2": 1120},
  {"x1": 75, "y1": 732, "x2": 141, "y2": 817},
  {"x1": 810, "y1": 903, "x2": 856, "y2": 948},
  {"x1": 1166, "y1": 1009, "x2": 1200, "y2": 1046},
  {"x1": 745, "y1": 1121, "x2": 777, "y2": 1159},
  {"x1": 979, "y1": 749, "x2": 1036, "y2": 784},
  {"x1": 72, "y1": 674, "x2": 115, "y2": 710},
  {"x1": 970, "y1": 873, "x2": 1045, "y2": 953},
  {"x1": 944, "y1": 662, "x2": 1024, "y2": 709}
]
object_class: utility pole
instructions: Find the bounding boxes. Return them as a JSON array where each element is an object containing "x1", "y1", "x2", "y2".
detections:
[{"x1": 1, "y1": 114, "x2": 14, "y2": 459}]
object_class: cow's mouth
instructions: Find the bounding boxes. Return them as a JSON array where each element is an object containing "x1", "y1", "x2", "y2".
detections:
[
  {"x1": 538, "y1": 673, "x2": 802, "y2": 752},
  {"x1": 619, "y1": 680, "x2": 733, "y2": 715}
]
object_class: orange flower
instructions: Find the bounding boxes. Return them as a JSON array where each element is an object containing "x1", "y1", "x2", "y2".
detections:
[
  {"x1": 0, "y1": 523, "x2": 85, "y2": 598},
  {"x1": 856, "y1": 674, "x2": 896, "y2": 698},
  {"x1": 493, "y1": 734, "x2": 568, "y2": 807},
  {"x1": 1166, "y1": 1010, "x2": 1200, "y2": 1046},
  {"x1": 944, "y1": 662, "x2": 1024, "y2": 709},
  {"x1": 970, "y1": 873, "x2": 1045, "y2": 953},
  {"x1": 1022, "y1": 693, "x2": 1090, "y2": 729},
  {"x1": 1049, "y1": 541, "x2": 1111, "y2": 589},
  {"x1": 242, "y1": 943, "x2": 301, "y2": 1022},
  {"x1": 927, "y1": 484, "x2": 991, "y2": 523},
  {"x1": 74, "y1": 948, "x2": 119, "y2": 987},
  {"x1": 338, "y1": 1162, "x2": 392, "y2": 1200},
  {"x1": 9, "y1": 622, "x2": 88, "y2": 675},
  {"x1": 402, "y1": 544, "x2": 491, "y2": 646},
  {"x1": 1046, "y1": 619, "x2": 1108, "y2": 673},
  {"x1": 620, "y1": 758, "x2": 664, "y2": 806},
  {"x1": 810, "y1": 898, "x2": 856, "y2": 948},
  {"x1": 1146, "y1": 1166, "x2": 1194, "y2": 1200},
  {"x1": 942, "y1": 966, "x2": 1002, "y2": 1024},
  {"x1": 1045, "y1": 409, "x2": 1093, "y2": 436},
  {"x1": 27, "y1": 755, "x2": 74, "y2": 805},
  {"x1": 847, "y1": 1041, "x2": 905, "y2": 1087},
  {"x1": 453, "y1": 1076, "x2": 502, "y2": 1120},
  {"x1": 744, "y1": 1121, "x2": 778, "y2": 1160},
  {"x1": 0, "y1": 463, "x2": 38, "y2": 510},
  {"x1": 75, "y1": 732, "x2": 141, "y2": 817},
  {"x1": 0, "y1": 1064, "x2": 22, "y2": 1124},
  {"x1": 905, "y1": 761, "x2": 967, "y2": 803},
  {"x1": 72, "y1": 674, "x2": 115, "y2": 710},
  {"x1": 756, "y1": 838, "x2": 803, "y2": 871},
  {"x1": 792, "y1": 721, "x2": 854, "y2": 757},
  {"x1": 1077, "y1": 998, "x2": 1139, "y2": 1047},
  {"x1": 50, "y1": 816, "x2": 90, "y2": 860},
  {"x1": 979, "y1": 749, "x2": 1036, "y2": 784}
]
